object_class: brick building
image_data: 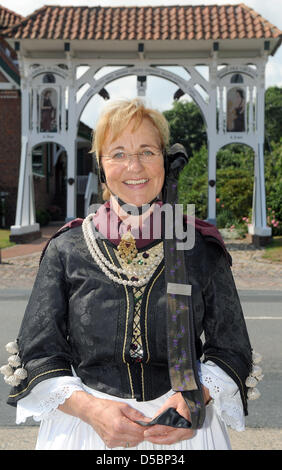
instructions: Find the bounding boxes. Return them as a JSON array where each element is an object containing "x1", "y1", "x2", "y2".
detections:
[{"x1": 0, "y1": 6, "x2": 22, "y2": 228}]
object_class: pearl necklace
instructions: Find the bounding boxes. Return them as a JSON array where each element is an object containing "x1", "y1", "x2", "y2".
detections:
[{"x1": 82, "y1": 213, "x2": 164, "y2": 287}]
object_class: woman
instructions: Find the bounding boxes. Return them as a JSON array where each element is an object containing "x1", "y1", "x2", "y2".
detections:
[{"x1": 2, "y1": 98, "x2": 262, "y2": 450}]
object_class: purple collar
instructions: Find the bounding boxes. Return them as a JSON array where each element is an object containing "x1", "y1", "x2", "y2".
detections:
[
  {"x1": 92, "y1": 200, "x2": 226, "y2": 251},
  {"x1": 92, "y1": 201, "x2": 163, "y2": 248}
]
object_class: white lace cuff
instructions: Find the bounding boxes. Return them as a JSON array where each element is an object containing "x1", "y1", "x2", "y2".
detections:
[
  {"x1": 16, "y1": 376, "x2": 85, "y2": 424},
  {"x1": 199, "y1": 361, "x2": 245, "y2": 431}
]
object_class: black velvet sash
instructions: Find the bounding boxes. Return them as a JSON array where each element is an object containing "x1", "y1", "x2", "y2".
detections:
[{"x1": 162, "y1": 144, "x2": 206, "y2": 429}]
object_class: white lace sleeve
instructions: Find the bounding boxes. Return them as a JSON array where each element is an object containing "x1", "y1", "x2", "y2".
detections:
[
  {"x1": 199, "y1": 360, "x2": 245, "y2": 431},
  {"x1": 16, "y1": 376, "x2": 85, "y2": 424}
]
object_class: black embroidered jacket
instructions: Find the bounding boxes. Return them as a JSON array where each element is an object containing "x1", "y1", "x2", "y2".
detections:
[{"x1": 7, "y1": 224, "x2": 253, "y2": 415}]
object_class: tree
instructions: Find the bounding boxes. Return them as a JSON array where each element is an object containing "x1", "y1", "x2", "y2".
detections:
[
  {"x1": 265, "y1": 86, "x2": 282, "y2": 148},
  {"x1": 163, "y1": 100, "x2": 207, "y2": 156}
]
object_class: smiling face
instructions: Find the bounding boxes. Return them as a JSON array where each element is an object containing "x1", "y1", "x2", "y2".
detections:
[{"x1": 101, "y1": 118, "x2": 165, "y2": 207}]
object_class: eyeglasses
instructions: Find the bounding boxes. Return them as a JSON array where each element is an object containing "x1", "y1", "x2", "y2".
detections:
[{"x1": 101, "y1": 147, "x2": 163, "y2": 164}]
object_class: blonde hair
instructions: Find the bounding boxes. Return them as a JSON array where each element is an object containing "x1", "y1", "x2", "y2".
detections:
[{"x1": 91, "y1": 98, "x2": 170, "y2": 200}]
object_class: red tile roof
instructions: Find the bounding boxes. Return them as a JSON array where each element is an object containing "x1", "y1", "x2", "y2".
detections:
[
  {"x1": 0, "y1": 6, "x2": 22, "y2": 80},
  {"x1": 0, "y1": 5, "x2": 24, "y2": 31},
  {"x1": 2, "y1": 4, "x2": 282, "y2": 41}
]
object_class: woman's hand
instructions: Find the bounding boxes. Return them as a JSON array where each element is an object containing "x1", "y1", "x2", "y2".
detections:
[
  {"x1": 143, "y1": 392, "x2": 194, "y2": 445},
  {"x1": 88, "y1": 397, "x2": 151, "y2": 448},
  {"x1": 59, "y1": 391, "x2": 150, "y2": 448},
  {"x1": 143, "y1": 386, "x2": 211, "y2": 446}
]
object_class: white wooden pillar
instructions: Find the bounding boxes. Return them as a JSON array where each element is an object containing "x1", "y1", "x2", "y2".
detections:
[
  {"x1": 250, "y1": 143, "x2": 271, "y2": 237},
  {"x1": 65, "y1": 139, "x2": 77, "y2": 221},
  {"x1": 249, "y1": 86, "x2": 254, "y2": 133},
  {"x1": 248, "y1": 66, "x2": 271, "y2": 239},
  {"x1": 207, "y1": 140, "x2": 217, "y2": 225},
  {"x1": 206, "y1": 66, "x2": 217, "y2": 226},
  {"x1": 10, "y1": 85, "x2": 40, "y2": 240},
  {"x1": 65, "y1": 80, "x2": 77, "y2": 221}
]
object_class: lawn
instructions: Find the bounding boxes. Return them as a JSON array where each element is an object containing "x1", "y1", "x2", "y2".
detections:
[
  {"x1": 262, "y1": 236, "x2": 282, "y2": 263},
  {"x1": 0, "y1": 229, "x2": 16, "y2": 249}
]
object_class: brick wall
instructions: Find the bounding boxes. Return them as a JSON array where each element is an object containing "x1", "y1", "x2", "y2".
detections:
[
  {"x1": 0, "y1": 89, "x2": 21, "y2": 227},
  {"x1": 0, "y1": 71, "x2": 8, "y2": 82}
]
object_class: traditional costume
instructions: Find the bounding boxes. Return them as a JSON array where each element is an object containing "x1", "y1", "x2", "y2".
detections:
[{"x1": 1, "y1": 145, "x2": 262, "y2": 450}]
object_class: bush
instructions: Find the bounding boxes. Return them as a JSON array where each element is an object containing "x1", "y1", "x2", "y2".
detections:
[
  {"x1": 36, "y1": 209, "x2": 50, "y2": 226},
  {"x1": 216, "y1": 168, "x2": 253, "y2": 220},
  {"x1": 266, "y1": 206, "x2": 282, "y2": 236},
  {"x1": 264, "y1": 140, "x2": 282, "y2": 235},
  {"x1": 178, "y1": 146, "x2": 208, "y2": 219},
  {"x1": 217, "y1": 144, "x2": 254, "y2": 172},
  {"x1": 216, "y1": 207, "x2": 233, "y2": 228},
  {"x1": 178, "y1": 158, "x2": 253, "y2": 225},
  {"x1": 177, "y1": 140, "x2": 281, "y2": 233}
]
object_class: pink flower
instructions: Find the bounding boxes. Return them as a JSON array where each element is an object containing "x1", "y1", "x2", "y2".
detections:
[
  {"x1": 271, "y1": 219, "x2": 276, "y2": 224},
  {"x1": 221, "y1": 204, "x2": 224, "y2": 208},
  {"x1": 230, "y1": 225, "x2": 235, "y2": 229}
]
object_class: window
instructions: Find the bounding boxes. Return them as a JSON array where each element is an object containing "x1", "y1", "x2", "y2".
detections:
[
  {"x1": 43, "y1": 73, "x2": 56, "y2": 83},
  {"x1": 230, "y1": 73, "x2": 244, "y2": 84},
  {"x1": 32, "y1": 146, "x2": 44, "y2": 176}
]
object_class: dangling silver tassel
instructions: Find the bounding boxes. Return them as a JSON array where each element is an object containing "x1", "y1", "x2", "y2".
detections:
[
  {"x1": 245, "y1": 350, "x2": 263, "y2": 400},
  {"x1": 1, "y1": 339, "x2": 27, "y2": 387},
  {"x1": 247, "y1": 388, "x2": 261, "y2": 400},
  {"x1": 14, "y1": 368, "x2": 28, "y2": 380},
  {"x1": 0, "y1": 364, "x2": 14, "y2": 377},
  {"x1": 5, "y1": 341, "x2": 19, "y2": 355},
  {"x1": 8, "y1": 355, "x2": 21, "y2": 368}
]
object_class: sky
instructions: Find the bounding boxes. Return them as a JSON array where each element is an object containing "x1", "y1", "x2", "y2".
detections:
[{"x1": 1, "y1": 0, "x2": 282, "y2": 128}]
